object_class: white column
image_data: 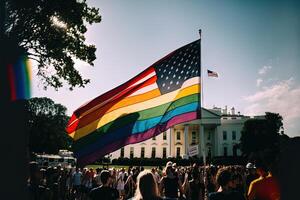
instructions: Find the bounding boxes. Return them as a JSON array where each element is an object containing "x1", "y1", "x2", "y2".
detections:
[
  {"x1": 184, "y1": 124, "x2": 189, "y2": 157},
  {"x1": 199, "y1": 121, "x2": 206, "y2": 164},
  {"x1": 169, "y1": 127, "x2": 173, "y2": 157},
  {"x1": 214, "y1": 126, "x2": 220, "y2": 156}
]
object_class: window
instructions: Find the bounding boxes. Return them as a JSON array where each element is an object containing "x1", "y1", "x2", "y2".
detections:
[
  {"x1": 152, "y1": 136, "x2": 156, "y2": 140},
  {"x1": 163, "y1": 132, "x2": 167, "y2": 140},
  {"x1": 163, "y1": 147, "x2": 167, "y2": 158},
  {"x1": 176, "y1": 147, "x2": 181, "y2": 158},
  {"x1": 192, "y1": 131, "x2": 196, "y2": 144},
  {"x1": 141, "y1": 147, "x2": 145, "y2": 158},
  {"x1": 151, "y1": 147, "x2": 156, "y2": 158},
  {"x1": 223, "y1": 147, "x2": 228, "y2": 156},
  {"x1": 120, "y1": 147, "x2": 124, "y2": 158},
  {"x1": 207, "y1": 132, "x2": 211, "y2": 140},
  {"x1": 208, "y1": 147, "x2": 212, "y2": 158},
  {"x1": 130, "y1": 147, "x2": 134, "y2": 159},
  {"x1": 176, "y1": 131, "x2": 181, "y2": 140},
  {"x1": 233, "y1": 145, "x2": 237, "y2": 157},
  {"x1": 232, "y1": 131, "x2": 236, "y2": 140},
  {"x1": 223, "y1": 131, "x2": 227, "y2": 140}
]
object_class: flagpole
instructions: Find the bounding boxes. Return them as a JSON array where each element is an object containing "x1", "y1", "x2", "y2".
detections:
[
  {"x1": 199, "y1": 29, "x2": 208, "y2": 200},
  {"x1": 198, "y1": 30, "x2": 206, "y2": 164},
  {"x1": 199, "y1": 29, "x2": 204, "y2": 111}
]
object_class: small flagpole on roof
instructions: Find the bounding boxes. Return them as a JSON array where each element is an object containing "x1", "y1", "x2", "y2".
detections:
[{"x1": 199, "y1": 29, "x2": 208, "y2": 200}]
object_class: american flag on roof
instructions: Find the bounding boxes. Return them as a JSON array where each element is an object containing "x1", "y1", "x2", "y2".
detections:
[
  {"x1": 207, "y1": 69, "x2": 218, "y2": 77},
  {"x1": 66, "y1": 40, "x2": 201, "y2": 166}
]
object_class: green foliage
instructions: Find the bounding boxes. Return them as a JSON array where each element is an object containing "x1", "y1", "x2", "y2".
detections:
[
  {"x1": 240, "y1": 112, "x2": 285, "y2": 157},
  {"x1": 26, "y1": 97, "x2": 72, "y2": 154},
  {"x1": 4, "y1": 0, "x2": 101, "y2": 89}
]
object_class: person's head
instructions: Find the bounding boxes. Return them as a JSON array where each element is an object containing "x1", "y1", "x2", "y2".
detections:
[
  {"x1": 96, "y1": 168, "x2": 100, "y2": 174},
  {"x1": 134, "y1": 170, "x2": 159, "y2": 200},
  {"x1": 151, "y1": 167, "x2": 156, "y2": 174},
  {"x1": 165, "y1": 165, "x2": 175, "y2": 177},
  {"x1": 246, "y1": 162, "x2": 256, "y2": 174},
  {"x1": 255, "y1": 160, "x2": 269, "y2": 176},
  {"x1": 191, "y1": 168, "x2": 200, "y2": 180},
  {"x1": 164, "y1": 161, "x2": 173, "y2": 176},
  {"x1": 29, "y1": 161, "x2": 42, "y2": 184},
  {"x1": 166, "y1": 161, "x2": 173, "y2": 168},
  {"x1": 100, "y1": 170, "x2": 112, "y2": 185},
  {"x1": 76, "y1": 167, "x2": 80, "y2": 172},
  {"x1": 172, "y1": 163, "x2": 177, "y2": 169},
  {"x1": 231, "y1": 173, "x2": 243, "y2": 189},
  {"x1": 215, "y1": 167, "x2": 234, "y2": 190}
]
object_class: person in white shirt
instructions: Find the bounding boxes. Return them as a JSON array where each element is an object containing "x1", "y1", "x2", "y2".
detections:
[
  {"x1": 116, "y1": 168, "x2": 126, "y2": 199},
  {"x1": 72, "y1": 168, "x2": 82, "y2": 196}
]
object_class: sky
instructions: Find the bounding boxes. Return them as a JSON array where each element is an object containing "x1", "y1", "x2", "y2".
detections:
[{"x1": 32, "y1": 0, "x2": 300, "y2": 137}]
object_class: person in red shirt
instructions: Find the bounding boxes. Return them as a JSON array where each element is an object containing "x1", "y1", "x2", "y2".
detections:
[{"x1": 247, "y1": 161, "x2": 280, "y2": 200}]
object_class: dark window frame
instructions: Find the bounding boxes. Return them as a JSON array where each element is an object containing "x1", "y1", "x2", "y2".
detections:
[
  {"x1": 141, "y1": 147, "x2": 145, "y2": 158},
  {"x1": 223, "y1": 131, "x2": 227, "y2": 140},
  {"x1": 176, "y1": 147, "x2": 181, "y2": 157},
  {"x1": 163, "y1": 147, "x2": 167, "y2": 158},
  {"x1": 176, "y1": 131, "x2": 181, "y2": 140},
  {"x1": 130, "y1": 147, "x2": 134, "y2": 159},
  {"x1": 120, "y1": 147, "x2": 125, "y2": 158},
  {"x1": 163, "y1": 132, "x2": 167, "y2": 140},
  {"x1": 232, "y1": 131, "x2": 236, "y2": 140},
  {"x1": 151, "y1": 147, "x2": 156, "y2": 158}
]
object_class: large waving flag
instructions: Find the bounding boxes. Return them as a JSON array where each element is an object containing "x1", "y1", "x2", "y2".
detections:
[{"x1": 67, "y1": 40, "x2": 201, "y2": 166}]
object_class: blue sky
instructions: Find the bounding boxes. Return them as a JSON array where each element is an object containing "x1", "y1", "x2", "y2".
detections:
[{"x1": 32, "y1": 0, "x2": 300, "y2": 137}]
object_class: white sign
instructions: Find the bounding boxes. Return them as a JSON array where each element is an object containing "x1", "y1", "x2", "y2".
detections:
[{"x1": 188, "y1": 145, "x2": 199, "y2": 157}]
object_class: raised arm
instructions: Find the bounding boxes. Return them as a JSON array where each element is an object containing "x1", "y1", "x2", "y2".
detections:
[{"x1": 159, "y1": 177, "x2": 165, "y2": 196}]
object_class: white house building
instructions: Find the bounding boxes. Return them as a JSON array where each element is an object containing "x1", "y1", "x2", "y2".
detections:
[{"x1": 110, "y1": 106, "x2": 253, "y2": 159}]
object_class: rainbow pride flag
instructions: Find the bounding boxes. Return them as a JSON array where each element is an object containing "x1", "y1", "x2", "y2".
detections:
[
  {"x1": 67, "y1": 40, "x2": 201, "y2": 166},
  {"x1": 7, "y1": 55, "x2": 31, "y2": 101}
]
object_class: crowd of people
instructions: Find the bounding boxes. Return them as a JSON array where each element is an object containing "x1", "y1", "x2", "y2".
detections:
[{"x1": 27, "y1": 160, "x2": 280, "y2": 200}]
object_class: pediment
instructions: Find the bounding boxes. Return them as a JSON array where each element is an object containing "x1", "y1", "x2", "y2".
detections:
[{"x1": 202, "y1": 108, "x2": 221, "y2": 119}]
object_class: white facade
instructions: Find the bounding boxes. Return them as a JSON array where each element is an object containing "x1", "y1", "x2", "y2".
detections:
[{"x1": 110, "y1": 106, "x2": 251, "y2": 159}]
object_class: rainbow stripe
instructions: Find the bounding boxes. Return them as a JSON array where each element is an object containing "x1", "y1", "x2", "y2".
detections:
[
  {"x1": 67, "y1": 40, "x2": 201, "y2": 166},
  {"x1": 7, "y1": 55, "x2": 31, "y2": 101}
]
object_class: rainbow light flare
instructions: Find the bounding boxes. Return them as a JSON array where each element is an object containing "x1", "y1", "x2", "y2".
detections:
[{"x1": 7, "y1": 55, "x2": 31, "y2": 101}]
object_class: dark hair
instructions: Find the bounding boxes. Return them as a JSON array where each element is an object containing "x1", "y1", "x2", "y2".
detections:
[
  {"x1": 216, "y1": 167, "x2": 232, "y2": 187},
  {"x1": 29, "y1": 161, "x2": 39, "y2": 175},
  {"x1": 192, "y1": 168, "x2": 199, "y2": 179},
  {"x1": 255, "y1": 159, "x2": 269, "y2": 172},
  {"x1": 100, "y1": 170, "x2": 111, "y2": 184}
]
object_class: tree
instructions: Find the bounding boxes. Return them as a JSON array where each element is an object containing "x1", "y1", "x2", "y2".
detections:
[
  {"x1": 240, "y1": 112, "x2": 285, "y2": 156},
  {"x1": 0, "y1": 1, "x2": 100, "y2": 196},
  {"x1": 26, "y1": 97, "x2": 72, "y2": 154},
  {"x1": 239, "y1": 112, "x2": 289, "y2": 170},
  {"x1": 2, "y1": 0, "x2": 101, "y2": 89}
]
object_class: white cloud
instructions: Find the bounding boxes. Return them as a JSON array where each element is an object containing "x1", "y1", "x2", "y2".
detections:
[
  {"x1": 256, "y1": 78, "x2": 263, "y2": 87},
  {"x1": 258, "y1": 65, "x2": 272, "y2": 75},
  {"x1": 244, "y1": 78, "x2": 300, "y2": 136}
]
